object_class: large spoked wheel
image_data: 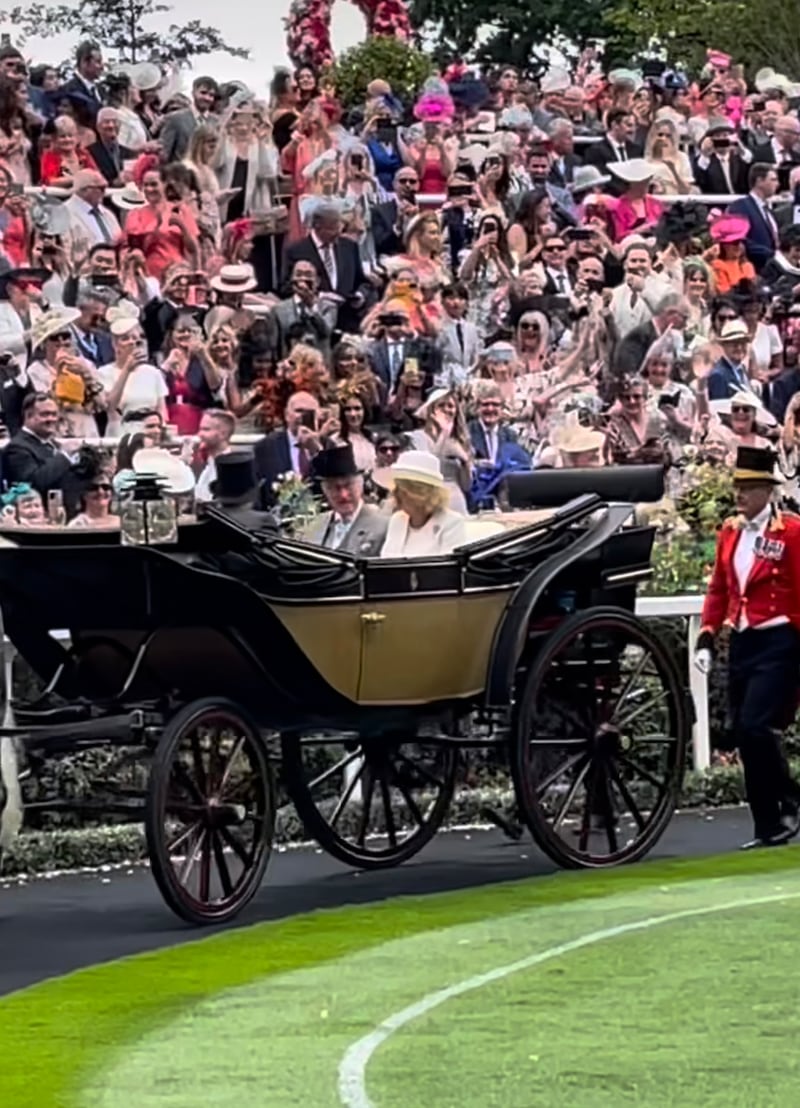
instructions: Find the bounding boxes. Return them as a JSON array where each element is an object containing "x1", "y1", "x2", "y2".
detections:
[
  {"x1": 146, "y1": 698, "x2": 275, "y2": 925},
  {"x1": 281, "y1": 731, "x2": 458, "y2": 869},
  {"x1": 511, "y1": 607, "x2": 689, "y2": 869}
]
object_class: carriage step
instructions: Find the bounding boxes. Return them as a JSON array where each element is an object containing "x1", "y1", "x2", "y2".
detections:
[{"x1": 2, "y1": 710, "x2": 147, "y2": 748}]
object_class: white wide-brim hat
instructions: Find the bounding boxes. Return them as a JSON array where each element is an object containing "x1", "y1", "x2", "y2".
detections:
[
  {"x1": 607, "y1": 158, "x2": 656, "y2": 185},
  {"x1": 30, "y1": 307, "x2": 80, "y2": 349},
  {"x1": 109, "y1": 183, "x2": 147, "y2": 210},
  {"x1": 373, "y1": 449, "x2": 445, "y2": 491},
  {"x1": 209, "y1": 264, "x2": 258, "y2": 294},
  {"x1": 415, "y1": 388, "x2": 454, "y2": 422},
  {"x1": 710, "y1": 391, "x2": 777, "y2": 427},
  {"x1": 132, "y1": 449, "x2": 196, "y2": 495}
]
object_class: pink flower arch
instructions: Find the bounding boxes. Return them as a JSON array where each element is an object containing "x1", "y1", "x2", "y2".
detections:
[{"x1": 286, "y1": 0, "x2": 411, "y2": 71}]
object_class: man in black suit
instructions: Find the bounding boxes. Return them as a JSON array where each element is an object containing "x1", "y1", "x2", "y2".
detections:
[
  {"x1": 70, "y1": 285, "x2": 115, "y2": 368},
  {"x1": 371, "y1": 168, "x2": 420, "y2": 258},
  {"x1": 583, "y1": 109, "x2": 643, "y2": 177},
  {"x1": 3, "y1": 394, "x2": 76, "y2": 501},
  {"x1": 253, "y1": 390, "x2": 327, "y2": 507},
  {"x1": 366, "y1": 304, "x2": 439, "y2": 395},
  {"x1": 59, "y1": 41, "x2": 104, "y2": 119},
  {"x1": 752, "y1": 115, "x2": 800, "y2": 190},
  {"x1": 281, "y1": 203, "x2": 368, "y2": 335},
  {"x1": 547, "y1": 119, "x2": 582, "y2": 189},
  {"x1": 694, "y1": 118, "x2": 752, "y2": 195},
  {"x1": 88, "y1": 108, "x2": 136, "y2": 186}
]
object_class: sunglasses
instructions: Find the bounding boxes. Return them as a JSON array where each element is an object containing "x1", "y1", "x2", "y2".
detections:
[
  {"x1": 731, "y1": 405, "x2": 753, "y2": 415},
  {"x1": 545, "y1": 244, "x2": 566, "y2": 252},
  {"x1": 377, "y1": 444, "x2": 400, "y2": 454},
  {"x1": 49, "y1": 332, "x2": 73, "y2": 344},
  {"x1": 519, "y1": 322, "x2": 540, "y2": 331},
  {"x1": 88, "y1": 483, "x2": 112, "y2": 493},
  {"x1": 480, "y1": 401, "x2": 502, "y2": 409},
  {"x1": 343, "y1": 405, "x2": 363, "y2": 412},
  {"x1": 398, "y1": 179, "x2": 418, "y2": 187}
]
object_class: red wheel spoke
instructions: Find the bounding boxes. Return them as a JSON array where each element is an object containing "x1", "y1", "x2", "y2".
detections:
[
  {"x1": 552, "y1": 756, "x2": 590, "y2": 831},
  {"x1": 608, "y1": 758, "x2": 647, "y2": 831},
  {"x1": 190, "y1": 732, "x2": 207, "y2": 796},
  {"x1": 217, "y1": 735, "x2": 245, "y2": 796},
  {"x1": 198, "y1": 828, "x2": 212, "y2": 902},
  {"x1": 356, "y1": 771, "x2": 376, "y2": 847},
  {"x1": 167, "y1": 820, "x2": 201, "y2": 856},
  {"x1": 329, "y1": 756, "x2": 367, "y2": 829}
]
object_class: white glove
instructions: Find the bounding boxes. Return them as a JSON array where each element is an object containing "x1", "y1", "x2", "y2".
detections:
[{"x1": 693, "y1": 649, "x2": 712, "y2": 675}]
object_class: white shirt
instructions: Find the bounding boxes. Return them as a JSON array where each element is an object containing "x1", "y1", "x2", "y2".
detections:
[
  {"x1": 480, "y1": 421, "x2": 498, "y2": 462},
  {"x1": 733, "y1": 505, "x2": 788, "y2": 630},
  {"x1": 96, "y1": 361, "x2": 168, "y2": 435},
  {"x1": 547, "y1": 267, "x2": 571, "y2": 295}
]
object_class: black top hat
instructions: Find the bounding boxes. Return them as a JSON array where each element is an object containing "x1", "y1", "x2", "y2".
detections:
[
  {"x1": 310, "y1": 444, "x2": 360, "y2": 481},
  {"x1": 211, "y1": 451, "x2": 259, "y2": 504},
  {"x1": 733, "y1": 445, "x2": 781, "y2": 484}
]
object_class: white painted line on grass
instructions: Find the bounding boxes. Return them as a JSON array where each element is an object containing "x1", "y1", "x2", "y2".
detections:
[{"x1": 338, "y1": 889, "x2": 800, "y2": 1108}]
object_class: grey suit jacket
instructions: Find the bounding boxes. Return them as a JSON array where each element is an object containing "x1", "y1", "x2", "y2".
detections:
[
  {"x1": 268, "y1": 296, "x2": 338, "y2": 361},
  {"x1": 159, "y1": 109, "x2": 219, "y2": 163},
  {"x1": 303, "y1": 503, "x2": 388, "y2": 557}
]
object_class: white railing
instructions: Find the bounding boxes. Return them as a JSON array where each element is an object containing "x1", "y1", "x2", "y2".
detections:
[{"x1": 636, "y1": 595, "x2": 708, "y2": 771}]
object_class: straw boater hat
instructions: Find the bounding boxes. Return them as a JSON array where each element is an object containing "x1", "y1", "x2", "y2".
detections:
[
  {"x1": 109, "y1": 182, "x2": 147, "y2": 210},
  {"x1": 607, "y1": 158, "x2": 656, "y2": 185},
  {"x1": 373, "y1": 450, "x2": 445, "y2": 491},
  {"x1": 718, "y1": 320, "x2": 750, "y2": 343},
  {"x1": 554, "y1": 416, "x2": 605, "y2": 456},
  {"x1": 210, "y1": 264, "x2": 257, "y2": 294},
  {"x1": 30, "y1": 307, "x2": 80, "y2": 349},
  {"x1": 732, "y1": 445, "x2": 782, "y2": 485}
]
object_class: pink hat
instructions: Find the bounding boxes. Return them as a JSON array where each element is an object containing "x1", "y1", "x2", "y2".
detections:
[
  {"x1": 413, "y1": 90, "x2": 455, "y2": 124},
  {"x1": 710, "y1": 215, "x2": 750, "y2": 243}
]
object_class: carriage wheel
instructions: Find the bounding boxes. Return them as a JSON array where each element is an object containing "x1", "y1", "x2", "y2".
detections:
[
  {"x1": 511, "y1": 607, "x2": 689, "y2": 869},
  {"x1": 281, "y1": 731, "x2": 457, "y2": 869},
  {"x1": 146, "y1": 698, "x2": 275, "y2": 925}
]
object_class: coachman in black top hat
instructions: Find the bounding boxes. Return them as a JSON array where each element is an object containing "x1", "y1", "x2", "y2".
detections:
[
  {"x1": 208, "y1": 451, "x2": 277, "y2": 534},
  {"x1": 696, "y1": 446, "x2": 800, "y2": 848}
]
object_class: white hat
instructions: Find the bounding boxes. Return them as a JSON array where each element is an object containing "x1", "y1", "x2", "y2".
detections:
[
  {"x1": 128, "y1": 62, "x2": 162, "y2": 92},
  {"x1": 107, "y1": 299, "x2": 140, "y2": 325},
  {"x1": 302, "y1": 148, "x2": 338, "y2": 181},
  {"x1": 109, "y1": 182, "x2": 146, "y2": 210},
  {"x1": 719, "y1": 320, "x2": 750, "y2": 343},
  {"x1": 540, "y1": 68, "x2": 570, "y2": 95},
  {"x1": 210, "y1": 264, "x2": 257, "y2": 294},
  {"x1": 710, "y1": 390, "x2": 777, "y2": 427},
  {"x1": 570, "y1": 164, "x2": 611, "y2": 194},
  {"x1": 30, "y1": 307, "x2": 80, "y2": 349},
  {"x1": 132, "y1": 448, "x2": 195, "y2": 494},
  {"x1": 607, "y1": 158, "x2": 656, "y2": 184},
  {"x1": 109, "y1": 315, "x2": 140, "y2": 337},
  {"x1": 415, "y1": 388, "x2": 454, "y2": 422},
  {"x1": 374, "y1": 450, "x2": 445, "y2": 490}
]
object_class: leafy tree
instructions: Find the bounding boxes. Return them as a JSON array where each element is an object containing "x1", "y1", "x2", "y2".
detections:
[
  {"x1": 0, "y1": 0, "x2": 249, "y2": 68},
  {"x1": 408, "y1": 0, "x2": 636, "y2": 74},
  {"x1": 327, "y1": 36, "x2": 434, "y2": 111},
  {"x1": 606, "y1": 0, "x2": 800, "y2": 77}
]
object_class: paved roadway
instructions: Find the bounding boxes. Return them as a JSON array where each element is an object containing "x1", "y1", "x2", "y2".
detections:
[{"x1": 0, "y1": 808, "x2": 754, "y2": 997}]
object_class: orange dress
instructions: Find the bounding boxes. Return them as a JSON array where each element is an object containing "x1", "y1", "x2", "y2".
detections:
[
  {"x1": 711, "y1": 256, "x2": 756, "y2": 295},
  {"x1": 40, "y1": 147, "x2": 97, "y2": 185}
]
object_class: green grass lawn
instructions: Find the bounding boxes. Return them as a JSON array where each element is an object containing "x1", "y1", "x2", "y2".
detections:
[{"x1": 3, "y1": 849, "x2": 800, "y2": 1107}]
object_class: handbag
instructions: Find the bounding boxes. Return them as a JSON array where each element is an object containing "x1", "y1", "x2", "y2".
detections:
[{"x1": 53, "y1": 367, "x2": 86, "y2": 406}]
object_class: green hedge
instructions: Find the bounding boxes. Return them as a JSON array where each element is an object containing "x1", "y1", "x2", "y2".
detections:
[{"x1": 0, "y1": 765, "x2": 767, "y2": 878}]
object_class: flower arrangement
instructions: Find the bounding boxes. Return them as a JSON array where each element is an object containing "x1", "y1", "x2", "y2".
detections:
[
  {"x1": 286, "y1": 0, "x2": 411, "y2": 72},
  {"x1": 272, "y1": 472, "x2": 323, "y2": 534}
]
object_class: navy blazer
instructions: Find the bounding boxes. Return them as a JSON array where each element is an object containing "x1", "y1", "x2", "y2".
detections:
[
  {"x1": 253, "y1": 429, "x2": 292, "y2": 507},
  {"x1": 468, "y1": 420, "x2": 522, "y2": 462},
  {"x1": 727, "y1": 196, "x2": 777, "y2": 271},
  {"x1": 707, "y1": 358, "x2": 751, "y2": 401},
  {"x1": 70, "y1": 327, "x2": 114, "y2": 368}
]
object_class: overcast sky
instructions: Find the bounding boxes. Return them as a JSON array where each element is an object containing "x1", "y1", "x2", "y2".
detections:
[{"x1": 3, "y1": 0, "x2": 368, "y2": 94}]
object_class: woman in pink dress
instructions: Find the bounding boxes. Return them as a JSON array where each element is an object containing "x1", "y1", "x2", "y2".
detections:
[
  {"x1": 124, "y1": 155, "x2": 200, "y2": 282},
  {"x1": 607, "y1": 159, "x2": 663, "y2": 243},
  {"x1": 280, "y1": 98, "x2": 336, "y2": 243}
]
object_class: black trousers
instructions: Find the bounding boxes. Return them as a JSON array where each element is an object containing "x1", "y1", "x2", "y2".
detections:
[{"x1": 729, "y1": 625, "x2": 800, "y2": 836}]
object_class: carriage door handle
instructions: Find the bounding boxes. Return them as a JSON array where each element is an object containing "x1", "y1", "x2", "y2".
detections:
[{"x1": 361, "y1": 611, "x2": 386, "y2": 625}]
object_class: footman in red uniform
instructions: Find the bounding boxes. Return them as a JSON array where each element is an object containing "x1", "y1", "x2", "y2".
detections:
[{"x1": 695, "y1": 446, "x2": 800, "y2": 849}]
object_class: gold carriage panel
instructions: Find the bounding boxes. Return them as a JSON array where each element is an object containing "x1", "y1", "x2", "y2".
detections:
[{"x1": 270, "y1": 589, "x2": 512, "y2": 705}]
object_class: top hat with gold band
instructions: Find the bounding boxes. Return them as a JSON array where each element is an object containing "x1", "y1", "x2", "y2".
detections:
[{"x1": 733, "y1": 445, "x2": 781, "y2": 485}]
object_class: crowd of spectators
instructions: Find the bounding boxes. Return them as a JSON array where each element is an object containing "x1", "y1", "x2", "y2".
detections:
[{"x1": 0, "y1": 40, "x2": 798, "y2": 554}]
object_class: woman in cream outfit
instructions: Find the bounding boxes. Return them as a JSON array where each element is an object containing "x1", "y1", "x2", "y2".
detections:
[{"x1": 378, "y1": 450, "x2": 468, "y2": 558}]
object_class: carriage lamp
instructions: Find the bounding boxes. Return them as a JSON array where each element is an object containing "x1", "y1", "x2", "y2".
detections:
[{"x1": 119, "y1": 474, "x2": 178, "y2": 547}]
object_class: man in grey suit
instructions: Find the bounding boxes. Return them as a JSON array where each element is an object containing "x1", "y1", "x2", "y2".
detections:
[
  {"x1": 159, "y1": 76, "x2": 219, "y2": 163},
  {"x1": 304, "y1": 445, "x2": 387, "y2": 557},
  {"x1": 267, "y1": 260, "x2": 339, "y2": 361}
]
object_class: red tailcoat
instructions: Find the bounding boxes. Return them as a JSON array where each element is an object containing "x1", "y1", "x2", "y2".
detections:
[{"x1": 700, "y1": 511, "x2": 800, "y2": 635}]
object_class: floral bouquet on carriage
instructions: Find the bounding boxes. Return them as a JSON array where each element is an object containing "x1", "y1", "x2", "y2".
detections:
[{"x1": 271, "y1": 472, "x2": 324, "y2": 535}]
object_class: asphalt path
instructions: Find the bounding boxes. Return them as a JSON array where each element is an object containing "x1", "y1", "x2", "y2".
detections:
[{"x1": 0, "y1": 808, "x2": 755, "y2": 997}]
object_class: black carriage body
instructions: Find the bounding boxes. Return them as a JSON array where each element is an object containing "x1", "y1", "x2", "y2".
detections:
[{"x1": 0, "y1": 494, "x2": 654, "y2": 731}]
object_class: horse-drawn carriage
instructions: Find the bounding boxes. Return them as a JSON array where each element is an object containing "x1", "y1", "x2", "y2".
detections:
[{"x1": 0, "y1": 469, "x2": 692, "y2": 925}]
